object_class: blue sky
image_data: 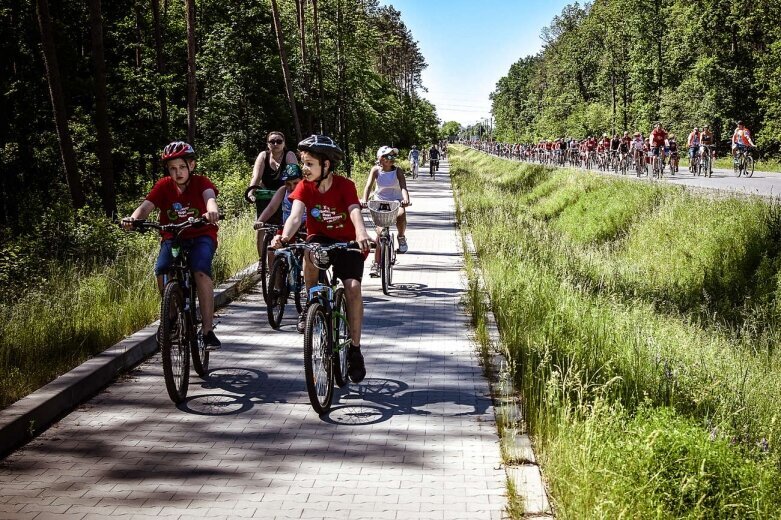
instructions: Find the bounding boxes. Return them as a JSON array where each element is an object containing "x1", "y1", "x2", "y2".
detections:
[{"x1": 380, "y1": 0, "x2": 573, "y2": 126}]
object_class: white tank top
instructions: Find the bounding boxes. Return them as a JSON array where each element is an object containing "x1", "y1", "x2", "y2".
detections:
[{"x1": 374, "y1": 168, "x2": 403, "y2": 201}]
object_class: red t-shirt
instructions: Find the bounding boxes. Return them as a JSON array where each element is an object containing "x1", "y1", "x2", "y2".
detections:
[
  {"x1": 290, "y1": 174, "x2": 360, "y2": 242},
  {"x1": 146, "y1": 175, "x2": 219, "y2": 243},
  {"x1": 651, "y1": 129, "x2": 667, "y2": 147}
]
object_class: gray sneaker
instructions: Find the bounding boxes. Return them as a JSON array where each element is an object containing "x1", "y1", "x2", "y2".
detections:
[{"x1": 397, "y1": 236, "x2": 408, "y2": 253}]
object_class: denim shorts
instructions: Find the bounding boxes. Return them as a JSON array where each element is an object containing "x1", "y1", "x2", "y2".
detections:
[{"x1": 154, "y1": 236, "x2": 217, "y2": 278}]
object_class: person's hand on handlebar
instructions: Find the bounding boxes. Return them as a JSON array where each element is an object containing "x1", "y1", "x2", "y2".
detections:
[
  {"x1": 401, "y1": 199, "x2": 411, "y2": 207},
  {"x1": 202, "y1": 210, "x2": 220, "y2": 225},
  {"x1": 120, "y1": 217, "x2": 141, "y2": 231},
  {"x1": 355, "y1": 229, "x2": 371, "y2": 254},
  {"x1": 253, "y1": 219, "x2": 264, "y2": 231}
]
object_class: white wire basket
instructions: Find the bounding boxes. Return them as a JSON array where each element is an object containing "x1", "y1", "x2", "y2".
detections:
[{"x1": 367, "y1": 200, "x2": 400, "y2": 227}]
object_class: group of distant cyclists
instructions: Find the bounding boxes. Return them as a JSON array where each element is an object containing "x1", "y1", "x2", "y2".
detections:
[
  {"x1": 468, "y1": 121, "x2": 756, "y2": 177},
  {"x1": 120, "y1": 131, "x2": 440, "y2": 388},
  {"x1": 406, "y1": 142, "x2": 446, "y2": 179}
]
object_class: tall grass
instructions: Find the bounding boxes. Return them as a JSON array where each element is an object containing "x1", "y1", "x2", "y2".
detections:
[
  {"x1": 0, "y1": 213, "x2": 256, "y2": 409},
  {"x1": 451, "y1": 146, "x2": 781, "y2": 518}
]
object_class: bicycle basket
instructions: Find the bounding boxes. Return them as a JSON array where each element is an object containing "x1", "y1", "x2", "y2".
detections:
[{"x1": 367, "y1": 200, "x2": 400, "y2": 227}]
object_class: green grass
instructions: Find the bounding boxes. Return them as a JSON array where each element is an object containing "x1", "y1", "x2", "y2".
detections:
[
  {"x1": 0, "y1": 212, "x2": 257, "y2": 409},
  {"x1": 450, "y1": 145, "x2": 781, "y2": 518}
]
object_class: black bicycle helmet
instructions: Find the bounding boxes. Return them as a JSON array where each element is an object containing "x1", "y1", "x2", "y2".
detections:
[{"x1": 298, "y1": 135, "x2": 344, "y2": 169}]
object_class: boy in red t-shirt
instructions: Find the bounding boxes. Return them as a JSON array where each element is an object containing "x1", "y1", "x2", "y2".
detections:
[
  {"x1": 121, "y1": 141, "x2": 222, "y2": 348},
  {"x1": 272, "y1": 135, "x2": 371, "y2": 383}
]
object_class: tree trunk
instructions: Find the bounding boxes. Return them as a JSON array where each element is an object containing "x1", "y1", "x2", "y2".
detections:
[
  {"x1": 270, "y1": 0, "x2": 302, "y2": 142},
  {"x1": 311, "y1": 0, "x2": 325, "y2": 133},
  {"x1": 88, "y1": 0, "x2": 117, "y2": 218},
  {"x1": 151, "y1": 0, "x2": 168, "y2": 139},
  {"x1": 336, "y1": 0, "x2": 349, "y2": 176},
  {"x1": 134, "y1": 1, "x2": 143, "y2": 68},
  {"x1": 185, "y1": 0, "x2": 197, "y2": 144},
  {"x1": 35, "y1": 0, "x2": 85, "y2": 209},
  {"x1": 297, "y1": 0, "x2": 313, "y2": 133}
]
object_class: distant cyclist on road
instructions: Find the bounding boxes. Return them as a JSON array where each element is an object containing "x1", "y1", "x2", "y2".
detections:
[
  {"x1": 731, "y1": 120, "x2": 756, "y2": 162},
  {"x1": 428, "y1": 144, "x2": 440, "y2": 174},
  {"x1": 408, "y1": 145, "x2": 420, "y2": 178}
]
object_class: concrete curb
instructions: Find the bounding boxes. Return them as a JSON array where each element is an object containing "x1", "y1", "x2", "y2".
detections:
[{"x1": 0, "y1": 264, "x2": 260, "y2": 459}]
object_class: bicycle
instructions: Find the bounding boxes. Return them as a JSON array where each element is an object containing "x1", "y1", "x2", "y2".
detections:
[
  {"x1": 411, "y1": 159, "x2": 419, "y2": 180},
  {"x1": 689, "y1": 150, "x2": 700, "y2": 176},
  {"x1": 300, "y1": 242, "x2": 360, "y2": 414},
  {"x1": 367, "y1": 200, "x2": 403, "y2": 296},
  {"x1": 652, "y1": 149, "x2": 665, "y2": 179},
  {"x1": 265, "y1": 230, "x2": 309, "y2": 329},
  {"x1": 734, "y1": 146, "x2": 755, "y2": 178},
  {"x1": 429, "y1": 158, "x2": 438, "y2": 179},
  {"x1": 126, "y1": 216, "x2": 221, "y2": 404},
  {"x1": 245, "y1": 185, "x2": 278, "y2": 303},
  {"x1": 699, "y1": 145, "x2": 714, "y2": 177}
]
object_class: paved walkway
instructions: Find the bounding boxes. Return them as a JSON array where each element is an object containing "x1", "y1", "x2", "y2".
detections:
[{"x1": 0, "y1": 162, "x2": 507, "y2": 519}]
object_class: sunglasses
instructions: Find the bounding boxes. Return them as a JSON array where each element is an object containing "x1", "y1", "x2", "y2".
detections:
[
  {"x1": 268, "y1": 139, "x2": 284, "y2": 145},
  {"x1": 383, "y1": 154, "x2": 397, "y2": 160}
]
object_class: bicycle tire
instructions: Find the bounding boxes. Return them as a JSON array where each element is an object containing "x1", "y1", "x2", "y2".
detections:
[
  {"x1": 260, "y1": 232, "x2": 273, "y2": 304},
  {"x1": 381, "y1": 239, "x2": 391, "y2": 295},
  {"x1": 190, "y1": 328, "x2": 209, "y2": 378},
  {"x1": 333, "y1": 288, "x2": 350, "y2": 388},
  {"x1": 267, "y1": 257, "x2": 290, "y2": 330},
  {"x1": 746, "y1": 156, "x2": 754, "y2": 178},
  {"x1": 161, "y1": 282, "x2": 190, "y2": 404},
  {"x1": 303, "y1": 302, "x2": 333, "y2": 414},
  {"x1": 735, "y1": 157, "x2": 741, "y2": 177}
]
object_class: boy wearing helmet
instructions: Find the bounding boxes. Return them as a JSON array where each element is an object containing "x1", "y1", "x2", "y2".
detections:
[
  {"x1": 271, "y1": 135, "x2": 371, "y2": 383},
  {"x1": 121, "y1": 141, "x2": 222, "y2": 348}
]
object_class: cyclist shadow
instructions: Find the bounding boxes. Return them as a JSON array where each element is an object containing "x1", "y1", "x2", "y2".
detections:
[
  {"x1": 322, "y1": 377, "x2": 490, "y2": 426},
  {"x1": 178, "y1": 366, "x2": 274, "y2": 416}
]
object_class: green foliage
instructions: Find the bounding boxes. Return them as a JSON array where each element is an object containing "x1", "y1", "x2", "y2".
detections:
[{"x1": 490, "y1": 0, "x2": 781, "y2": 158}]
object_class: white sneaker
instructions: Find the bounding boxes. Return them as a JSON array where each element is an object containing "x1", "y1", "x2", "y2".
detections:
[
  {"x1": 369, "y1": 262, "x2": 380, "y2": 278},
  {"x1": 397, "y1": 236, "x2": 408, "y2": 254}
]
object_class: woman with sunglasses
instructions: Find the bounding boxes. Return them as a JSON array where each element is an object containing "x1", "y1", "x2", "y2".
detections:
[{"x1": 248, "y1": 131, "x2": 300, "y2": 267}]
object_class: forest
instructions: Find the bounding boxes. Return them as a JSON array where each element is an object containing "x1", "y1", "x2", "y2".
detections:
[
  {"x1": 0, "y1": 0, "x2": 438, "y2": 288},
  {"x1": 488, "y1": 0, "x2": 781, "y2": 155}
]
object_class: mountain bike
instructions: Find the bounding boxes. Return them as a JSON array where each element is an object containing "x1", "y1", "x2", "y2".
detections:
[
  {"x1": 126, "y1": 216, "x2": 221, "y2": 404},
  {"x1": 429, "y1": 158, "x2": 438, "y2": 179},
  {"x1": 367, "y1": 200, "x2": 404, "y2": 296},
  {"x1": 689, "y1": 149, "x2": 700, "y2": 176},
  {"x1": 245, "y1": 185, "x2": 278, "y2": 302},
  {"x1": 300, "y1": 242, "x2": 360, "y2": 414},
  {"x1": 411, "y1": 159, "x2": 419, "y2": 180},
  {"x1": 652, "y1": 148, "x2": 665, "y2": 179},
  {"x1": 734, "y1": 146, "x2": 755, "y2": 178}
]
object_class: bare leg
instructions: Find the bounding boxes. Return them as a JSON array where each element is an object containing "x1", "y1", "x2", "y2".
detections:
[
  {"x1": 343, "y1": 278, "x2": 363, "y2": 346},
  {"x1": 194, "y1": 271, "x2": 215, "y2": 332}
]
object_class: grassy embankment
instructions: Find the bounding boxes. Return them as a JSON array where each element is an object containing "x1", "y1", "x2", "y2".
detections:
[{"x1": 451, "y1": 145, "x2": 781, "y2": 518}]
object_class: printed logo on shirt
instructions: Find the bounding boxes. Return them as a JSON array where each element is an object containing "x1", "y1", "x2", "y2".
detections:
[
  {"x1": 310, "y1": 205, "x2": 347, "y2": 229},
  {"x1": 167, "y1": 202, "x2": 198, "y2": 221}
]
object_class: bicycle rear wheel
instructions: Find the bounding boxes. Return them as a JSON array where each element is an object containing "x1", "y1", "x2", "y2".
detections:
[
  {"x1": 267, "y1": 257, "x2": 290, "y2": 330},
  {"x1": 161, "y1": 282, "x2": 190, "y2": 404},
  {"x1": 333, "y1": 288, "x2": 350, "y2": 388},
  {"x1": 303, "y1": 302, "x2": 334, "y2": 414}
]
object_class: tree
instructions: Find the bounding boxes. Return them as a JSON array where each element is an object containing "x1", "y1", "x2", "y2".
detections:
[
  {"x1": 185, "y1": 0, "x2": 197, "y2": 144},
  {"x1": 34, "y1": 0, "x2": 85, "y2": 210},
  {"x1": 88, "y1": 0, "x2": 116, "y2": 218},
  {"x1": 440, "y1": 121, "x2": 461, "y2": 141},
  {"x1": 270, "y1": 0, "x2": 302, "y2": 142}
]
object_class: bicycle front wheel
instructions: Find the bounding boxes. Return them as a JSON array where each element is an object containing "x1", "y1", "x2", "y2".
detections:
[
  {"x1": 260, "y1": 233, "x2": 274, "y2": 304},
  {"x1": 746, "y1": 156, "x2": 754, "y2": 178},
  {"x1": 161, "y1": 282, "x2": 190, "y2": 404},
  {"x1": 381, "y1": 239, "x2": 392, "y2": 295},
  {"x1": 303, "y1": 302, "x2": 334, "y2": 414},
  {"x1": 267, "y1": 257, "x2": 290, "y2": 330},
  {"x1": 333, "y1": 288, "x2": 351, "y2": 388}
]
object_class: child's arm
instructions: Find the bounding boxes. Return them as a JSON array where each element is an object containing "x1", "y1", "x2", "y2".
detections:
[{"x1": 361, "y1": 166, "x2": 379, "y2": 203}]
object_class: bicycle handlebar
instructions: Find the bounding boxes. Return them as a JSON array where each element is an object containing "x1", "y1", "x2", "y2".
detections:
[
  {"x1": 244, "y1": 185, "x2": 277, "y2": 204},
  {"x1": 122, "y1": 215, "x2": 224, "y2": 234}
]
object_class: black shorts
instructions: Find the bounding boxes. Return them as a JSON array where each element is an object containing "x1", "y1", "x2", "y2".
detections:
[{"x1": 308, "y1": 235, "x2": 365, "y2": 283}]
